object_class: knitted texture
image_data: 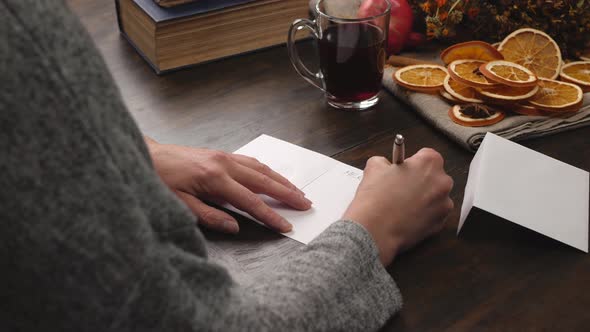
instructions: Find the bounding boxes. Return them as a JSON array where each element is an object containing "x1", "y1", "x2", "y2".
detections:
[{"x1": 0, "y1": 1, "x2": 402, "y2": 331}]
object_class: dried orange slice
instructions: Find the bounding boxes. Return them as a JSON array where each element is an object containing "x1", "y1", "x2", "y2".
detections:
[
  {"x1": 498, "y1": 28, "x2": 562, "y2": 79},
  {"x1": 513, "y1": 104, "x2": 546, "y2": 116},
  {"x1": 441, "y1": 41, "x2": 503, "y2": 65},
  {"x1": 448, "y1": 60, "x2": 498, "y2": 88},
  {"x1": 440, "y1": 90, "x2": 461, "y2": 103},
  {"x1": 477, "y1": 84, "x2": 539, "y2": 104},
  {"x1": 528, "y1": 78, "x2": 583, "y2": 112},
  {"x1": 393, "y1": 64, "x2": 448, "y2": 93},
  {"x1": 560, "y1": 61, "x2": 590, "y2": 92},
  {"x1": 443, "y1": 75, "x2": 483, "y2": 104},
  {"x1": 448, "y1": 104, "x2": 505, "y2": 127},
  {"x1": 480, "y1": 60, "x2": 538, "y2": 87}
]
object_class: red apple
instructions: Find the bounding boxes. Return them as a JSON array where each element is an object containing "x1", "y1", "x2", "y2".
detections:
[
  {"x1": 405, "y1": 31, "x2": 426, "y2": 50},
  {"x1": 358, "y1": 0, "x2": 414, "y2": 54}
]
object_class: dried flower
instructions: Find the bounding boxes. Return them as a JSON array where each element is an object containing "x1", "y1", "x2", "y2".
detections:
[
  {"x1": 448, "y1": 10, "x2": 463, "y2": 24},
  {"x1": 410, "y1": 0, "x2": 590, "y2": 58},
  {"x1": 420, "y1": 2, "x2": 432, "y2": 13}
]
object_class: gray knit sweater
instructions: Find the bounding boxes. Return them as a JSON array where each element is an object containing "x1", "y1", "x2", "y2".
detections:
[{"x1": 0, "y1": 1, "x2": 402, "y2": 331}]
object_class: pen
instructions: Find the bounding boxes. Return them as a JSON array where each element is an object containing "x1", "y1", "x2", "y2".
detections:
[{"x1": 392, "y1": 134, "x2": 405, "y2": 164}]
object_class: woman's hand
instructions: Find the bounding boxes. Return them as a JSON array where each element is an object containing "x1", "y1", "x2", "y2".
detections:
[
  {"x1": 343, "y1": 148, "x2": 454, "y2": 266},
  {"x1": 146, "y1": 138, "x2": 312, "y2": 234}
]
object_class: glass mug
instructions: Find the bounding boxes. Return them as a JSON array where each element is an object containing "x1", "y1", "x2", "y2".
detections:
[{"x1": 288, "y1": 0, "x2": 390, "y2": 111}]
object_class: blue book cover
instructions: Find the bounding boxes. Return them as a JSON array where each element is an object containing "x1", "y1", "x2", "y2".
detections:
[{"x1": 133, "y1": 0, "x2": 261, "y2": 23}]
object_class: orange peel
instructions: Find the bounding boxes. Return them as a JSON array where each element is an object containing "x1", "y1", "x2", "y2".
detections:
[
  {"x1": 442, "y1": 75, "x2": 483, "y2": 104},
  {"x1": 441, "y1": 41, "x2": 503, "y2": 65}
]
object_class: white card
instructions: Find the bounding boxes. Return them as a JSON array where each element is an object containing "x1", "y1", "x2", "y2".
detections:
[
  {"x1": 225, "y1": 135, "x2": 362, "y2": 244},
  {"x1": 459, "y1": 133, "x2": 590, "y2": 252}
]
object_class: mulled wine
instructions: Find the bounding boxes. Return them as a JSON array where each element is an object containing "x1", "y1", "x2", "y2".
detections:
[{"x1": 318, "y1": 23, "x2": 386, "y2": 103}]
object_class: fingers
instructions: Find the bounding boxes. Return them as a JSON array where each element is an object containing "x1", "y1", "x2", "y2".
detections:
[
  {"x1": 443, "y1": 174, "x2": 454, "y2": 194},
  {"x1": 408, "y1": 148, "x2": 453, "y2": 233},
  {"x1": 176, "y1": 191, "x2": 240, "y2": 234},
  {"x1": 231, "y1": 154, "x2": 305, "y2": 195},
  {"x1": 438, "y1": 198, "x2": 454, "y2": 223},
  {"x1": 366, "y1": 156, "x2": 391, "y2": 169},
  {"x1": 445, "y1": 197, "x2": 455, "y2": 212},
  {"x1": 436, "y1": 195, "x2": 455, "y2": 224},
  {"x1": 232, "y1": 163, "x2": 312, "y2": 211},
  {"x1": 434, "y1": 198, "x2": 454, "y2": 233},
  {"x1": 410, "y1": 148, "x2": 445, "y2": 168},
  {"x1": 216, "y1": 178, "x2": 293, "y2": 233}
]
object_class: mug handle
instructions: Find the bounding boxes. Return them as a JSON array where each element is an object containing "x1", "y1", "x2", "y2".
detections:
[{"x1": 287, "y1": 19, "x2": 324, "y2": 91}]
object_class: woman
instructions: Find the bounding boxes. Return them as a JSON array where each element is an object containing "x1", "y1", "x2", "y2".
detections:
[{"x1": 0, "y1": 1, "x2": 453, "y2": 331}]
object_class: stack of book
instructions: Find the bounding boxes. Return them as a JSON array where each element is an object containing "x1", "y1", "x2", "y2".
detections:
[{"x1": 116, "y1": 0, "x2": 310, "y2": 74}]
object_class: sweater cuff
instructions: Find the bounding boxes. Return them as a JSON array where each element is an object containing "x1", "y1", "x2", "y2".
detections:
[
  {"x1": 326, "y1": 219, "x2": 384, "y2": 265},
  {"x1": 310, "y1": 219, "x2": 403, "y2": 315}
]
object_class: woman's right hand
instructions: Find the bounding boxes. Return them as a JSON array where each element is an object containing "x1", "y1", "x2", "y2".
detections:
[{"x1": 342, "y1": 148, "x2": 454, "y2": 266}]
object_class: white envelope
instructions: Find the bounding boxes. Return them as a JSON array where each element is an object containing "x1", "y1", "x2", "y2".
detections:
[
  {"x1": 459, "y1": 133, "x2": 590, "y2": 252},
  {"x1": 225, "y1": 134, "x2": 362, "y2": 244}
]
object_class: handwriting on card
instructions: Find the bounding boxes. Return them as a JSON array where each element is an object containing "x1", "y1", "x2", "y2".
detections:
[{"x1": 344, "y1": 169, "x2": 363, "y2": 181}]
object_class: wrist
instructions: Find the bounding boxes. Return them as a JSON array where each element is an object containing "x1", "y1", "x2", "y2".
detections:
[
  {"x1": 144, "y1": 135, "x2": 158, "y2": 145},
  {"x1": 364, "y1": 224, "x2": 401, "y2": 266},
  {"x1": 144, "y1": 136, "x2": 163, "y2": 157},
  {"x1": 342, "y1": 208, "x2": 401, "y2": 266}
]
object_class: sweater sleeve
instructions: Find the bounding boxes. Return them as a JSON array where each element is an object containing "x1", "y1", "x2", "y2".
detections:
[
  {"x1": 233, "y1": 220, "x2": 403, "y2": 331},
  {"x1": 0, "y1": 1, "x2": 402, "y2": 331}
]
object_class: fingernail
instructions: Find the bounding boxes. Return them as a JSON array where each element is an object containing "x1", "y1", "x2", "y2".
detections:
[
  {"x1": 222, "y1": 220, "x2": 239, "y2": 234},
  {"x1": 279, "y1": 218, "x2": 292, "y2": 233},
  {"x1": 303, "y1": 196, "x2": 313, "y2": 206}
]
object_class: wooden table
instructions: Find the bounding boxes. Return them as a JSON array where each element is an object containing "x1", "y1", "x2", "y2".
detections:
[{"x1": 69, "y1": 1, "x2": 590, "y2": 330}]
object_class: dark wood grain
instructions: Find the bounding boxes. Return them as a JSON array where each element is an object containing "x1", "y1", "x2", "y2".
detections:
[{"x1": 68, "y1": 1, "x2": 590, "y2": 331}]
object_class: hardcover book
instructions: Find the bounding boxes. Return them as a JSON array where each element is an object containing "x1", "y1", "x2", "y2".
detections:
[
  {"x1": 116, "y1": 0, "x2": 310, "y2": 73},
  {"x1": 154, "y1": 0, "x2": 201, "y2": 7}
]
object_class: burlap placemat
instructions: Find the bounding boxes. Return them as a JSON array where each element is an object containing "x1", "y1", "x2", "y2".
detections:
[{"x1": 383, "y1": 66, "x2": 590, "y2": 152}]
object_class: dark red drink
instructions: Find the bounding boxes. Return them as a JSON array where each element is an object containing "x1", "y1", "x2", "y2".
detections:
[{"x1": 318, "y1": 23, "x2": 386, "y2": 103}]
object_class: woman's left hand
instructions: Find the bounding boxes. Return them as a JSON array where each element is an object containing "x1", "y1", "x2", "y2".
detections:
[{"x1": 146, "y1": 138, "x2": 312, "y2": 234}]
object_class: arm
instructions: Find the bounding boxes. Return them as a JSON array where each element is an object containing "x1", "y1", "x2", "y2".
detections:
[
  {"x1": 0, "y1": 1, "x2": 451, "y2": 331},
  {"x1": 0, "y1": 2, "x2": 400, "y2": 331}
]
